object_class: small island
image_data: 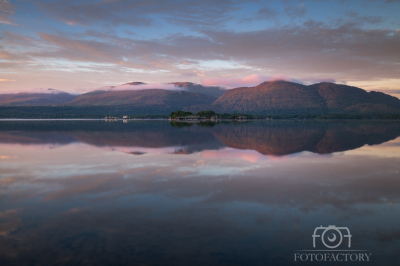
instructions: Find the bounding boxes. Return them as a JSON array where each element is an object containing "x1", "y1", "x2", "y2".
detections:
[
  {"x1": 168, "y1": 110, "x2": 257, "y2": 121},
  {"x1": 169, "y1": 110, "x2": 219, "y2": 121}
]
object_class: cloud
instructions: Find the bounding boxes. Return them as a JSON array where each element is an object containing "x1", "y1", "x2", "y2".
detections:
[
  {"x1": 36, "y1": 33, "x2": 126, "y2": 63},
  {"x1": 0, "y1": 12, "x2": 13, "y2": 25},
  {"x1": 98, "y1": 83, "x2": 184, "y2": 92},
  {"x1": 344, "y1": 12, "x2": 385, "y2": 26},
  {"x1": 4, "y1": 20, "x2": 400, "y2": 83},
  {"x1": 0, "y1": 79, "x2": 15, "y2": 81},
  {"x1": 0, "y1": 0, "x2": 17, "y2": 25},
  {"x1": 180, "y1": 72, "x2": 198, "y2": 77},
  {"x1": 37, "y1": 0, "x2": 153, "y2": 27},
  {"x1": 194, "y1": 22, "x2": 400, "y2": 81},
  {"x1": 37, "y1": 0, "x2": 242, "y2": 29},
  {"x1": 201, "y1": 74, "x2": 336, "y2": 88},
  {"x1": 201, "y1": 74, "x2": 270, "y2": 88},
  {"x1": 0, "y1": 0, "x2": 14, "y2": 13},
  {"x1": 22, "y1": 88, "x2": 66, "y2": 94},
  {"x1": 0, "y1": 48, "x2": 30, "y2": 61},
  {"x1": 284, "y1": 3, "x2": 307, "y2": 19},
  {"x1": 1, "y1": 2, "x2": 400, "y2": 92},
  {"x1": 0, "y1": 88, "x2": 67, "y2": 94},
  {"x1": 256, "y1": 7, "x2": 280, "y2": 21},
  {"x1": 2, "y1": 31, "x2": 44, "y2": 47}
]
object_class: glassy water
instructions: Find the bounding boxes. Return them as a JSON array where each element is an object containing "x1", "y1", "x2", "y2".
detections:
[{"x1": 0, "y1": 120, "x2": 399, "y2": 265}]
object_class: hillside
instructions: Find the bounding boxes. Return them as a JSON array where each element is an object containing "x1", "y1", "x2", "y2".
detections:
[
  {"x1": 58, "y1": 89, "x2": 217, "y2": 114},
  {"x1": 311, "y1": 82, "x2": 400, "y2": 113},
  {"x1": 0, "y1": 89, "x2": 78, "y2": 106},
  {"x1": 206, "y1": 80, "x2": 400, "y2": 114}
]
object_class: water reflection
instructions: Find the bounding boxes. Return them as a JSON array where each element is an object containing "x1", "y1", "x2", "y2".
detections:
[
  {"x1": 0, "y1": 120, "x2": 399, "y2": 265},
  {"x1": 1, "y1": 120, "x2": 400, "y2": 156}
]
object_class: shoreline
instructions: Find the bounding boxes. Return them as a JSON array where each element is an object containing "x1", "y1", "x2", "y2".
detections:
[{"x1": 1, "y1": 118, "x2": 400, "y2": 122}]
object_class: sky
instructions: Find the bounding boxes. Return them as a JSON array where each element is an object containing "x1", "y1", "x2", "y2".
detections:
[{"x1": 0, "y1": 0, "x2": 400, "y2": 95}]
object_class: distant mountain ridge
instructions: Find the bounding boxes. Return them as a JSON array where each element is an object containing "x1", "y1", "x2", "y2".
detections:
[
  {"x1": 0, "y1": 82, "x2": 222, "y2": 108},
  {"x1": 0, "y1": 89, "x2": 78, "y2": 106},
  {"x1": 64, "y1": 89, "x2": 217, "y2": 114},
  {"x1": 1, "y1": 80, "x2": 400, "y2": 115}
]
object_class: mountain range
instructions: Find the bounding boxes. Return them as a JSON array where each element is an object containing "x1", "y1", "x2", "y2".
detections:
[
  {"x1": 186, "y1": 81, "x2": 400, "y2": 114},
  {"x1": 1, "y1": 80, "x2": 400, "y2": 115}
]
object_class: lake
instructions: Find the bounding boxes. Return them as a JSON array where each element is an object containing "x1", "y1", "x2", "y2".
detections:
[{"x1": 0, "y1": 120, "x2": 399, "y2": 265}]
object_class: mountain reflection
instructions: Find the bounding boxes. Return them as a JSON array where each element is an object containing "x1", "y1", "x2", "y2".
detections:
[
  {"x1": 212, "y1": 122, "x2": 400, "y2": 155},
  {"x1": 1, "y1": 120, "x2": 400, "y2": 156}
]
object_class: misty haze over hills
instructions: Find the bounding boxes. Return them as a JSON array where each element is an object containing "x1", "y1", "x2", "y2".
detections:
[
  {"x1": 0, "y1": 89, "x2": 78, "y2": 106},
  {"x1": 0, "y1": 80, "x2": 400, "y2": 115}
]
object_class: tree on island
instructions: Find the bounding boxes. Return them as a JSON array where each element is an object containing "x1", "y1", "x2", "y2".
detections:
[
  {"x1": 196, "y1": 110, "x2": 218, "y2": 118},
  {"x1": 169, "y1": 110, "x2": 218, "y2": 119},
  {"x1": 169, "y1": 111, "x2": 193, "y2": 119}
]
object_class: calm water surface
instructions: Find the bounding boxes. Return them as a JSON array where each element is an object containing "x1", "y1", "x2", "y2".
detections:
[{"x1": 0, "y1": 120, "x2": 399, "y2": 265}]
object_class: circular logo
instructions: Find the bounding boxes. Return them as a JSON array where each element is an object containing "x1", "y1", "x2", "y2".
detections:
[{"x1": 321, "y1": 228, "x2": 343, "y2": 249}]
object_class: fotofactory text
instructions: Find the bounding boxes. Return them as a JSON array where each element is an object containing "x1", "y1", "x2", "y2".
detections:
[{"x1": 294, "y1": 225, "x2": 372, "y2": 262}]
